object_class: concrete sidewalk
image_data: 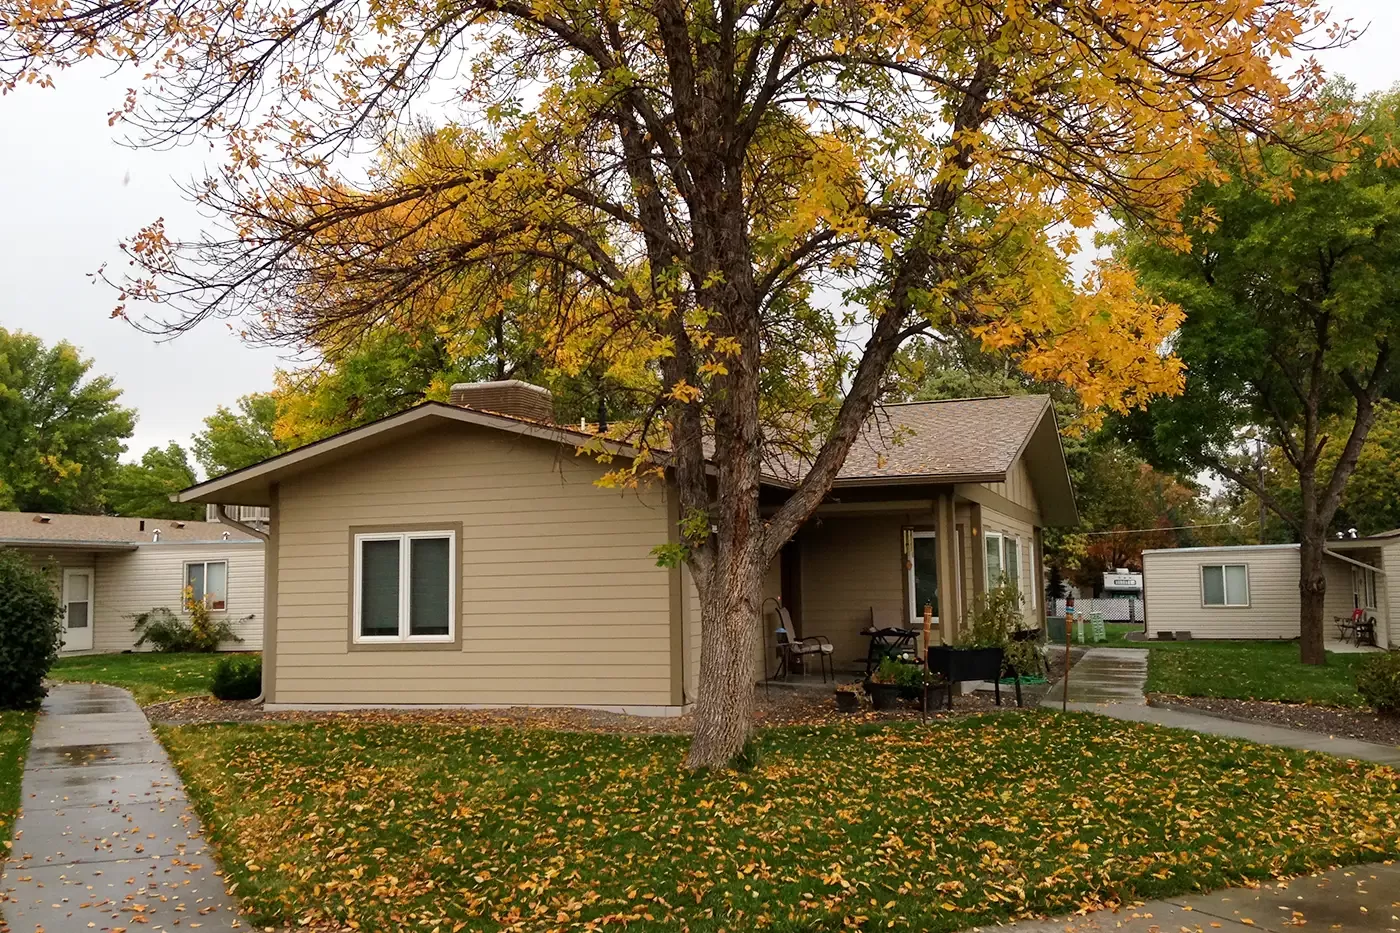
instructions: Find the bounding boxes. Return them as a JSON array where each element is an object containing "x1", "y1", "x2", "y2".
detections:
[
  {"x1": 971, "y1": 861, "x2": 1400, "y2": 933},
  {"x1": 1042, "y1": 647, "x2": 1148, "y2": 706},
  {"x1": 1068, "y1": 701, "x2": 1400, "y2": 767},
  {"x1": 1, "y1": 683, "x2": 242, "y2": 931}
]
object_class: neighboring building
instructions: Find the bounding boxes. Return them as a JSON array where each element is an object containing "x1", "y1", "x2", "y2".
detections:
[
  {"x1": 176, "y1": 381, "x2": 1078, "y2": 714},
  {"x1": 1101, "y1": 569, "x2": 1143, "y2": 598},
  {"x1": 0, "y1": 512, "x2": 265, "y2": 654},
  {"x1": 1141, "y1": 536, "x2": 1397, "y2": 648}
]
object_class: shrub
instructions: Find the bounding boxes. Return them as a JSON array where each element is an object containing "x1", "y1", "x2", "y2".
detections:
[
  {"x1": 130, "y1": 587, "x2": 249, "y2": 652},
  {"x1": 0, "y1": 548, "x2": 64, "y2": 709},
  {"x1": 210, "y1": 655, "x2": 262, "y2": 700},
  {"x1": 961, "y1": 579, "x2": 1042, "y2": 675},
  {"x1": 1356, "y1": 651, "x2": 1400, "y2": 717}
]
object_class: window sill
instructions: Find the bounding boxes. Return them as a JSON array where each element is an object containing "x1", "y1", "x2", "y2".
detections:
[{"x1": 348, "y1": 637, "x2": 460, "y2": 652}]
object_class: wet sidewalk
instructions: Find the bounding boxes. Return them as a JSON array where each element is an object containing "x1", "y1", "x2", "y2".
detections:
[
  {"x1": 1041, "y1": 647, "x2": 1148, "y2": 706},
  {"x1": 970, "y1": 861, "x2": 1400, "y2": 933},
  {"x1": 1, "y1": 683, "x2": 241, "y2": 931}
]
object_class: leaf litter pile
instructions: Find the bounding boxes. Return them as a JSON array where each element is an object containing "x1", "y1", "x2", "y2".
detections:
[{"x1": 158, "y1": 711, "x2": 1400, "y2": 932}]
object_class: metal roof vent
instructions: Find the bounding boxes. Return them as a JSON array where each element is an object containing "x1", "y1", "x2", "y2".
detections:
[
  {"x1": 222, "y1": 531, "x2": 231, "y2": 541},
  {"x1": 33, "y1": 514, "x2": 51, "y2": 524},
  {"x1": 152, "y1": 529, "x2": 161, "y2": 542},
  {"x1": 449, "y1": 380, "x2": 554, "y2": 423}
]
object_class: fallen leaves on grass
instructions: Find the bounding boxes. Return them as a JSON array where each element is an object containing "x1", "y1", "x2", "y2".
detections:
[{"x1": 157, "y1": 712, "x2": 1400, "y2": 933}]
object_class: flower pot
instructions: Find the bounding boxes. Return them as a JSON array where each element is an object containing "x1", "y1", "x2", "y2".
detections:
[
  {"x1": 864, "y1": 680, "x2": 900, "y2": 710},
  {"x1": 834, "y1": 690, "x2": 860, "y2": 712}
]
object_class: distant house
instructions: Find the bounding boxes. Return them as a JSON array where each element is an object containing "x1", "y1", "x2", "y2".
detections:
[
  {"x1": 1141, "y1": 535, "x2": 1398, "y2": 648},
  {"x1": 0, "y1": 511, "x2": 265, "y2": 654},
  {"x1": 175, "y1": 381, "x2": 1077, "y2": 714}
]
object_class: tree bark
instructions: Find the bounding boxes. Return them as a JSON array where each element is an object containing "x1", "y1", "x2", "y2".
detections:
[
  {"x1": 685, "y1": 540, "x2": 765, "y2": 769},
  {"x1": 1298, "y1": 528, "x2": 1328, "y2": 666}
]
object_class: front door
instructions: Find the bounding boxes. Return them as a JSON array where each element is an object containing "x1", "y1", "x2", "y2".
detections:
[
  {"x1": 62, "y1": 568, "x2": 93, "y2": 652},
  {"x1": 908, "y1": 531, "x2": 939, "y2": 625}
]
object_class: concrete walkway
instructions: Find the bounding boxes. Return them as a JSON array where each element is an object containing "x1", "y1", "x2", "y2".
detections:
[
  {"x1": 972, "y1": 861, "x2": 1400, "y2": 933},
  {"x1": 1069, "y1": 701, "x2": 1400, "y2": 767},
  {"x1": 1, "y1": 683, "x2": 241, "y2": 931},
  {"x1": 1042, "y1": 647, "x2": 1148, "y2": 706}
]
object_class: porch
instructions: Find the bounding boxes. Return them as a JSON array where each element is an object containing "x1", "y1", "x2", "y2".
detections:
[
  {"x1": 1322, "y1": 541, "x2": 1391, "y2": 649},
  {"x1": 756, "y1": 488, "x2": 1046, "y2": 683}
]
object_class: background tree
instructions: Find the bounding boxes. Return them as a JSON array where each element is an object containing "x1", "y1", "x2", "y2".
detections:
[
  {"x1": 0, "y1": 328, "x2": 135, "y2": 513},
  {"x1": 192, "y1": 394, "x2": 285, "y2": 478},
  {"x1": 1119, "y1": 88, "x2": 1400, "y2": 665},
  {"x1": 3, "y1": 0, "x2": 1343, "y2": 766},
  {"x1": 107, "y1": 443, "x2": 203, "y2": 520}
]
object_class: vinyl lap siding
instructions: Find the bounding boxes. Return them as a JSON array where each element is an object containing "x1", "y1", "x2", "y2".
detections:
[
  {"x1": 1142, "y1": 547, "x2": 1301, "y2": 639},
  {"x1": 273, "y1": 424, "x2": 673, "y2": 707},
  {"x1": 92, "y1": 544, "x2": 265, "y2": 652},
  {"x1": 980, "y1": 506, "x2": 1039, "y2": 627}
]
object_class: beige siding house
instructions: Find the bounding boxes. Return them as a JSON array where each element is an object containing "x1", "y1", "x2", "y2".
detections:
[
  {"x1": 178, "y1": 381, "x2": 1077, "y2": 714},
  {"x1": 1, "y1": 512, "x2": 264, "y2": 654},
  {"x1": 1142, "y1": 536, "x2": 1396, "y2": 648}
]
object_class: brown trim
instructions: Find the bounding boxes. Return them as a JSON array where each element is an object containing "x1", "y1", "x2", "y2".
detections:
[
  {"x1": 345, "y1": 522, "x2": 465, "y2": 652},
  {"x1": 780, "y1": 538, "x2": 803, "y2": 637},
  {"x1": 954, "y1": 482, "x2": 1040, "y2": 527},
  {"x1": 263, "y1": 483, "x2": 279, "y2": 702},
  {"x1": 934, "y1": 493, "x2": 960, "y2": 641},
  {"x1": 968, "y1": 502, "x2": 986, "y2": 607},
  {"x1": 666, "y1": 487, "x2": 686, "y2": 706},
  {"x1": 1032, "y1": 526, "x2": 1045, "y2": 626}
]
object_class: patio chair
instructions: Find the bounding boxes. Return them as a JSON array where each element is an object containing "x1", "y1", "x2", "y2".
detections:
[
  {"x1": 774, "y1": 605, "x2": 834, "y2": 682},
  {"x1": 1334, "y1": 607, "x2": 1362, "y2": 644}
]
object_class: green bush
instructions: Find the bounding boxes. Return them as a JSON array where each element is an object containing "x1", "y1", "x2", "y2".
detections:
[
  {"x1": 1356, "y1": 651, "x2": 1400, "y2": 716},
  {"x1": 130, "y1": 597, "x2": 248, "y2": 653},
  {"x1": 0, "y1": 549, "x2": 64, "y2": 709},
  {"x1": 210, "y1": 655, "x2": 262, "y2": 700}
]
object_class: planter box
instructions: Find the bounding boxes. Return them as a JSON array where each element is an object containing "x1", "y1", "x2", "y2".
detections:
[{"x1": 926, "y1": 645, "x2": 1004, "y2": 683}]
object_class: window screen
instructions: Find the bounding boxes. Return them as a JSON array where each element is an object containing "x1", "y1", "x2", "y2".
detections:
[
  {"x1": 1005, "y1": 537, "x2": 1021, "y2": 592},
  {"x1": 359, "y1": 539, "x2": 402, "y2": 637},
  {"x1": 1203, "y1": 564, "x2": 1248, "y2": 606},
  {"x1": 409, "y1": 537, "x2": 451, "y2": 636},
  {"x1": 985, "y1": 533, "x2": 1002, "y2": 585}
]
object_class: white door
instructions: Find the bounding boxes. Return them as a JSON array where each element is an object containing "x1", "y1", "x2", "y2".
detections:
[{"x1": 62, "y1": 568, "x2": 94, "y2": 652}]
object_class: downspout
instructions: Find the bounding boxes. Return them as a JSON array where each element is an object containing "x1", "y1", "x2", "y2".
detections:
[
  {"x1": 214, "y1": 504, "x2": 271, "y2": 703},
  {"x1": 215, "y1": 504, "x2": 270, "y2": 542}
]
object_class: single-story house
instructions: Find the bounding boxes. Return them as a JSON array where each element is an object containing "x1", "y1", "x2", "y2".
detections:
[
  {"x1": 176, "y1": 380, "x2": 1077, "y2": 714},
  {"x1": 0, "y1": 511, "x2": 265, "y2": 654},
  {"x1": 1141, "y1": 535, "x2": 1399, "y2": 648}
]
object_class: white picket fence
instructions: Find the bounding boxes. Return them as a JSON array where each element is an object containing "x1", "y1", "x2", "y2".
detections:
[{"x1": 1049, "y1": 597, "x2": 1142, "y2": 622}]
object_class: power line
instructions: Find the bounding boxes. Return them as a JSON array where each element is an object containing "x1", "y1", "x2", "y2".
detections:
[{"x1": 1079, "y1": 520, "x2": 1253, "y2": 537}]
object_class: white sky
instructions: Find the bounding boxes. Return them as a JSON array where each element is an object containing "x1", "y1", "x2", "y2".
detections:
[{"x1": 0, "y1": 1, "x2": 1397, "y2": 461}]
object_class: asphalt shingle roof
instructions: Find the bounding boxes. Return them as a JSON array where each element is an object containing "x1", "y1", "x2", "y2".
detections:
[{"x1": 0, "y1": 511, "x2": 259, "y2": 545}]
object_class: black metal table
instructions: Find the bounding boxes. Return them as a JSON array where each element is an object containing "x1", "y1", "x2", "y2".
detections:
[{"x1": 862, "y1": 626, "x2": 919, "y2": 675}]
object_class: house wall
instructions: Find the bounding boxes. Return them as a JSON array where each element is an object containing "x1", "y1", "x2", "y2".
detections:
[
  {"x1": 12, "y1": 543, "x2": 262, "y2": 653},
  {"x1": 979, "y1": 505, "x2": 1040, "y2": 628},
  {"x1": 797, "y1": 512, "x2": 922, "y2": 669},
  {"x1": 981, "y1": 458, "x2": 1038, "y2": 514},
  {"x1": 1143, "y1": 546, "x2": 1302, "y2": 639},
  {"x1": 92, "y1": 543, "x2": 264, "y2": 652},
  {"x1": 271, "y1": 423, "x2": 675, "y2": 708},
  {"x1": 1385, "y1": 541, "x2": 1399, "y2": 648}
]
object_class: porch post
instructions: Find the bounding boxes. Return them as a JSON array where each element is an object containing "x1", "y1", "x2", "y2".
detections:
[{"x1": 935, "y1": 491, "x2": 960, "y2": 643}]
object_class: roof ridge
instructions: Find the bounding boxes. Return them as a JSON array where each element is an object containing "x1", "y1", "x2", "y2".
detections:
[{"x1": 875, "y1": 394, "x2": 1046, "y2": 407}]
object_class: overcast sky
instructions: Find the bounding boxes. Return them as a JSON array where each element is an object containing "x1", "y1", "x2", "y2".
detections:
[{"x1": 1, "y1": 2, "x2": 1397, "y2": 462}]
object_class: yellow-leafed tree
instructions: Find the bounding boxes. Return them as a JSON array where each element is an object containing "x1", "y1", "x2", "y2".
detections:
[{"x1": 1, "y1": 0, "x2": 1348, "y2": 766}]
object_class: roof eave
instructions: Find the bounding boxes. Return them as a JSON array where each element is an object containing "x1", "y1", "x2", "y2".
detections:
[{"x1": 0, "y1": 538, "x2": 140, "y2": 551}]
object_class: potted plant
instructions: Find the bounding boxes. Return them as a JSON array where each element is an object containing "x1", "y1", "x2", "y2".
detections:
[
  {"x1": 863, "y1": 658, "x2": 908, "y2": 710},
  {"x1": 926, "y1": 581, "x2": 1040, "y2": 705},
  {"x1": 834, "y1": 682, "x2": 862, "y2": 712}
]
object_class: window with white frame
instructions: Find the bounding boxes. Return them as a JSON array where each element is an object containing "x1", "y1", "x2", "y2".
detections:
[
  {"x1": 1202, "y1": 564, "x2": 1249, "y2": 607},
  {"x1": 185, "y1": 560, "x2": 228, "y2": 610},
  {"x1": 1353, "y1": 566, "x2": 1379, "y2": 610},
  {"x1": 353, "y1": 530, "x2": 455, "y2": 642},
  {"x1": 984, "y1": 531, "x2": 1022, "y2": 595}
]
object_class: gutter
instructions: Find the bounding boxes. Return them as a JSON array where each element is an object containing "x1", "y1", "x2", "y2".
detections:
[
  {"x1": 214, "y1": 504, "x2": 270, "y2": 543},
  {"x1": 1324, "y1": 548, "x2": 1386, "y2": 575}
]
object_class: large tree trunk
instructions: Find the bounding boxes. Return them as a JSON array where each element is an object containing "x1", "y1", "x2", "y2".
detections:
[
  {"x1": 1298, "y1": 528, "x2": 1328, "y2": 666},
  {"x1": 685, "y1": 541, "x2": 765, "y2": 769}
]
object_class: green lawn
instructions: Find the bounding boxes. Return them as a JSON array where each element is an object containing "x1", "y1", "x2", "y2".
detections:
[
  {"x1": 50, "y1": 652, "x2": 252, "y2": 706},
  {"x1": 1146, "y1": 640, "x2": 1368, "y2": 707},
  {"x1": 160, "y1": 713, "x2": 1400, "y2": 933},
  {"x1": 1, "y1": 710, "x2": 36, "y2": 856}
]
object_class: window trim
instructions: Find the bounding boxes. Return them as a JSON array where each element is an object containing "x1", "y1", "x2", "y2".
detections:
[
  {"x1": 1201, "y1": 563, "x2": 1250, "y2": 608},
  {"x1": 906, "y1": 529, "x2": 939, "y2": 626},
  {"x1": 184, "y1": 559, "x2": 229, "y2": 612},
  {"x1": 348, "y1": 523, "x2": 462, "y2": 650},
  {"x1": 984, "y1": 530, "x2": 1004, "y2": 588}
]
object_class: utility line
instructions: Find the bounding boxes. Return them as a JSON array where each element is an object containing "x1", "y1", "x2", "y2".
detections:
[{"x1": 1079, "y1": 520, "x2": 1254, "y2": 537}]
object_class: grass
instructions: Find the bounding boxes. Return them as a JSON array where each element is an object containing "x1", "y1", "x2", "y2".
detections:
[
  {"x1": 0, "y1": 710, "x2": 36, "y2": 857},
  {"x1": 1146, "y1": 640, "x2": 1369, "y2": 707},
  {"x1": 159, "y1": 712, "x2": 1400, "y2": 933},
  {"x1": 49, "y1": 652, "x2": 255, "y2": 706}
]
